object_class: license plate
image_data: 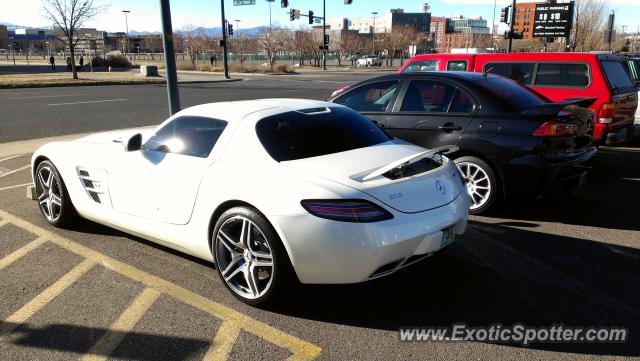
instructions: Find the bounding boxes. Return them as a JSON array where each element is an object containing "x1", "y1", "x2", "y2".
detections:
[{"x1": 440, "y1": 226, "x2": 455, "y2": 248}]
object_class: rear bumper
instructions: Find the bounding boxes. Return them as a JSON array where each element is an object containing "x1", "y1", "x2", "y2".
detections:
[
  {"x1": 274, "y1": 193, "x2": 470, "y2": 284},
  {"x1": 500, "y1": 146, "x2": 598, "y2": 198},
  {"x1": 606, "y1": 125, "x2": 638, "y2": 145}
]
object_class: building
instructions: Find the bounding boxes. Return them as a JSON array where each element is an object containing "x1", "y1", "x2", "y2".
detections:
[
  {"x1": 329, "y1": 7, "x2": 430, "y2": 34},
  {"x1": 513, "y1": 2, "x2": 540, "y2": 40},
  {"x1": 447, "y1": 15, "x2": 490, "y2": 34},
  {"x1": 430, "y1": 16, "x2": 447, "y2": 52}
]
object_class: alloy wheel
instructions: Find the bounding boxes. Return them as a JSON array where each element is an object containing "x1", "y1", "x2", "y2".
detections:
[
  {"x1": 215, "y1": 216, "x2": 274, "y2": 300},
  {"x1": 456, "y1": 161, "x2": 492, "y2": 210},
  {"x1": 36, "y1": 165, "x2": 63, "y2": 223}
]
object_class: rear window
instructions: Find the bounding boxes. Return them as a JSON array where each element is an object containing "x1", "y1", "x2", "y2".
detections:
[
  {"x1": 472, "y1": 76, "x2": 546, "y2": 112},
  {"x1": 256, "y1": 107, "x2": 391, "y2": 162},
  {"x1": 402, "y1": 60, "x2": 438, "y2": 72},
  {"x1": 447, "y1": 61, "x2": 467, "y2": 71},
  {"x1": 484, "y1": 62, "x2": 535, "y2": 86},
  {"x1": 534, "y1": 63, "x2": 590, "y2": 87},
  {"x1": 621, "y1": 59, "x2": 640, "y2": 82},
  {"x1": 600, "y1": 60, "x2": 636, "y2": 94}
]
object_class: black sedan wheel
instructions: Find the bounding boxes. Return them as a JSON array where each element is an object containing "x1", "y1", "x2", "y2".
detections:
[{"x1": 455, "y1": 156, "x2": 499, "y2": 214}]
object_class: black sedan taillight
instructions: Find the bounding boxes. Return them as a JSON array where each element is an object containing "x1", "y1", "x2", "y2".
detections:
[{"x1": 301, "y1": 199, "x2": 393, "y2": 223}]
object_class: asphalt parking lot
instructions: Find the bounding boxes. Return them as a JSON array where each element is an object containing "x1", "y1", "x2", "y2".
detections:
[{"x1": 1, "y1": 76, "x2": 639, "y2": 360}]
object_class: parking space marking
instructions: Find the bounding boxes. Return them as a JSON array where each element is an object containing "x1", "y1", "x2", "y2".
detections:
[
  {"x1": 0, "y1": 155, "x2": 22, "y2": 163},
  {"x1": 0, "y1": 236, "x2": 47, "y2": 271},
  {"x1": 203, "y1": 320, "x2": 241, "y2": 361},
  {"x1": 0, "y1": 183, "x2": 33, "y2": 192},
  {"x1": 0, "y1": 259, "x2": 96, "y2": 339},
  {"x1": 48, "y1": 99, "x2": 127, "y2": 106},
  {"x1": 82, "y1": 287, "x2": 162, "y2": 361},
  {"x1": 0, "y1": 165, "x2": 30, "y2": 179},
  {"x1": 0, "y1": 209, "x2": 322, "y2": 361}
]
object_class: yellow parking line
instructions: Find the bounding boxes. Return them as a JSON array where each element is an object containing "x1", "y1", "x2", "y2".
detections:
[
  {"x1": 0, "y1": 209, "x2": 322, "y2": 360},
  {"x1": 0, "y1": 236, "x2": 48, "y2": 271},
  {"x1": 203, "y1": 320, "x2": 241, "y2": 361},
  {"x1": 81, "y1": 287, "x2": 161, "y2": 361},
  {"x1": 0, "y1": 258, "x2": 96, "y2": 339}
]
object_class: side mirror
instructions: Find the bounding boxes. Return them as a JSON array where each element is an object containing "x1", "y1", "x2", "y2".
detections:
[{"x1": 125, "y1": 133, "x2": 142, "y2": 152}]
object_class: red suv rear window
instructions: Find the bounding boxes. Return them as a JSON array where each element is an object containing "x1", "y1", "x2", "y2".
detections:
[{"x1": 600, "y1": 60, "x2": 636, "y2": 94}]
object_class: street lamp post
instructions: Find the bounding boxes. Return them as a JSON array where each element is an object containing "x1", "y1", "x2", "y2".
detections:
[
  {"x1": 122, "y1": 10, "x2": 131, "y2": 55},
  {"x1": 371, "y1": 12, "x2": 378, "y2": 56},
  {"x1": 235, "y1": 19, "x2": 241, "y2": 37}
]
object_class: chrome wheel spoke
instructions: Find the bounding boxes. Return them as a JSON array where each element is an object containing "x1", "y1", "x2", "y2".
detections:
[
  {"x1": 38, "y1": 170, "x2": 49, "y2": 190},
  {"x1": 239, "y1": 219, "x2": 251, "y2": 248},
  {"x1": 457, "y1": 161, "x2": 492, "y2": 210},
  {"x1": 244, "y1": 264, "x2": 260, "y2": 297},
  {"x1": 50, "y1": 194, "x2": 62, "y2": 207},
  {"x1": 223, "y1": 260, "x2": 246, "y2": 282},
  {"x1": 218, "y1": 230, "x2": 243, "y2": 253}
]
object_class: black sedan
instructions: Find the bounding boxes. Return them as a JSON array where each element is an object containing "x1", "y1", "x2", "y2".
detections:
[{"x1": 328, "y1": 72, "x2": 597, "y2": 214}]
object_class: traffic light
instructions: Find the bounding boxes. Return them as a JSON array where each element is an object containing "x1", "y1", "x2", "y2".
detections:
[
  {"x1": 503, "y1": 30, "x2": 510, "y2": 40},
  {"x1": 500, "y1": 6, "x2": 510, "y2": 23},
  {"x1": 512, "y1": 31, "x2": 523, "y2": 39},
  {"x1": 281, "y1": 0, "x2": 288, "y2": 8},
  {"x1": 309, "y1": 10, "x2": 314, "y2": 25},
  {"x1": 344, "y1": 0, "x2": 353, "y2": 4},
  {"x1": 228, "y1": 23, "x2": 233, "y2": 36},
  {"x1": 289, "y1": 8, "x2": 295, "y2": 21}
]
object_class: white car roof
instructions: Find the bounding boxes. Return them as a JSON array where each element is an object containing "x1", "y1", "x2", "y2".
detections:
[{"x1": 175, "y1": 99, "x2": 336, "y2": 123}]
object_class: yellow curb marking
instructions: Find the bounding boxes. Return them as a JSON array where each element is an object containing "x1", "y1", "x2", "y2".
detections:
[
  {"x1": 81, "y1": 287, "x2": 161, "y2": 361},
  {"x1": 0, "y1": 209, "x2": 321, "y2": 361},
  {"x1": 0, "y1": 259, "x2": 96, "y2": 339},
  {"x1": 0, "y1": 236, "x2": 48, "y2": 271}
]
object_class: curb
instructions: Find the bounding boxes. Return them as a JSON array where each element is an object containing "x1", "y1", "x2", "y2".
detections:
[{"x1": 0, "y1": 77, "x2": 244, "y2": 89}]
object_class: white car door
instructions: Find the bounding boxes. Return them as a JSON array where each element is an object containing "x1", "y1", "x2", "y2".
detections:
[{"x1": 108, "y1": 116, "x2": 227, "y2": 225}]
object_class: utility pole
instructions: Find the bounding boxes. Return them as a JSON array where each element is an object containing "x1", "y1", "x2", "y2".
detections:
[
  {"x1": 221, "y1": 0, "x2": 230, "y2": 79},
  {"x1": 507, "y1": 0, "x2": 516, "y2": 53},
  {"x1": 322, "y1": 0, "x2": 327, "y2": 70},
  {"x1": 372, "y1": 11, "x2": 378, "y2": 56},
  {"x1": 122, "y1": 10, "x2": 130, "y2": 55},
  {"x1": 159, "y1": 0, "x2": 180, "y2": 115},
  {"x1": 491, "y1": 0, "x2": 497, "y2": 51}
]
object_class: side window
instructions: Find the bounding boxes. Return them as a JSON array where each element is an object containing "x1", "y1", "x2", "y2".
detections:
[
  {"x1": 143, "y1": 116, "x2": 227, "y2": 158},
  {"x1": 449, "y1": 90, "x2": 475, "y2": 113},
  {"x1": 402, "y1": 60, "x2": 439, "y2": 72},
  {"x1": 484, "y1": 62, "x2": 535, "y2": 86},
  {"x1": 400, "y1": 80, "x2": 457, "y2": 113},
  {"x1": 333, "y1": 81, "x2": 399, "y2": 112},
  {"x1": 447, "y1": 61, "x2": 467, "y2": 71},
  {"x1": 534, "y1": 63, "x2": 589, "y2": 87}
]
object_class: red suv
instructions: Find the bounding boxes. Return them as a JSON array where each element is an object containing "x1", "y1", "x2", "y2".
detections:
[{"x1": 398, "y1": 52, "x2": 638, "y2": 144}]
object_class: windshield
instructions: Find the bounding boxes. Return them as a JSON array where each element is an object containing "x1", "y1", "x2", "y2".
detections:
[{"x1": 256, "y1": 106, "x2": 391, "y2": 162}]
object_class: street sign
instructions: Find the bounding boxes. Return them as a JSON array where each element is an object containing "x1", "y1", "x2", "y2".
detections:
[
  {"x1": 532, "y1": 2, "x2": 574, "y2": 38},
  {"x1": 233, "y1": 0, "x2": 256, "y2": 5}
]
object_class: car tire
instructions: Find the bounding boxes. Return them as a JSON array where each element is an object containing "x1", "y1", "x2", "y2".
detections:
[
  {"x1": 212, "y1": 206, "x2": 296, "y2": 307},
  {"x1": 454, "y1": 156, "x2": 500, "y2": 215},
  {"x1": 34, "y1": 160, "x2": 77, "y2": 227}
]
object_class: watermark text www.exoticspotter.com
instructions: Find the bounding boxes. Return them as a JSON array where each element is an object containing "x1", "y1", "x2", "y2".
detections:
[{"x1": 399, "y1": 324, "x2": 628, "y2": 345}]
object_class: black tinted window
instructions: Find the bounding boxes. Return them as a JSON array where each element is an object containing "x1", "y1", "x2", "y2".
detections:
[
  {"x1": 447, "y1": 61, "x2": 467, "y2": 71},
  {"x1": 600, "y1": 60, "x2": 636, "y2": 94},
  {"x1": 484, "y1": 62, "x2": 535, "y2": 86},
  {"x1": 400, "y1": 80, "x2": 456, "y2": 113},
  {"x1": 534, "y1": 63, "x2": 589, "y2": 87},
  {"x1": 256, "y1": 107, "x2": 391, "y2": 162},
  {"x1": 402, "y1": 60, "x2": 438, "y2": 72},
  {"x1": 449, "y1": 90, "x2": 475, "y2": 113},
  {"x1": 144, "y1": 116, "x2": 227, "y2": 158},
  {"x1": 333, "y1": 80, "x2": 399, "y2": 112},
  {"x1": 472, "y1": 77, "x2": 546, "y2": 112}
]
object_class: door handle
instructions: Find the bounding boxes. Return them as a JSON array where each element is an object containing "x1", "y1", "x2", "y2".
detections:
[{"x1": 438, "y1": 123, "x2": 462, "y2": 132}]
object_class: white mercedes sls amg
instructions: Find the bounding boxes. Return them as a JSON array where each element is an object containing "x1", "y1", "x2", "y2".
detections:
[{"x1": 32, "y1": 99, "x2": 469, "y2": 305}]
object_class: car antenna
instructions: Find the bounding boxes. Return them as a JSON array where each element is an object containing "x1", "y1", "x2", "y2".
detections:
[{"x1": 483, "y1": 67, "x2": 493, "y2": 79}]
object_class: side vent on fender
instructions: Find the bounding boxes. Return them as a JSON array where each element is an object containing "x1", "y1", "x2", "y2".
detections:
[{"x1": 76, "y1": 167, "x2": 110, "y2": 205}]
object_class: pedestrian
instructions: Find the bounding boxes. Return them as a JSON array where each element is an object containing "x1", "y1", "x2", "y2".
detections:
[
  {"x1": 79, "y1": 56, "x2": 84, "y2": 71},
  {"x1": 49, "y1": 56, "x2": 55, "y2": 70},
  {"x1": 210, "y1": 54, "x2": 214, "y2": 66},
  {"x1": 66, "y1": 56, "x2": 72, "y2": 71}
]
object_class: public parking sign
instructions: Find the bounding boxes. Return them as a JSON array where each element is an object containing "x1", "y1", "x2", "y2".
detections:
[{"x1": 532, "y1": 2, "x2": 574, "y2": 38}]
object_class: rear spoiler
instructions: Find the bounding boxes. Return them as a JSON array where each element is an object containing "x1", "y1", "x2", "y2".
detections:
[
  {"x1": 522, "y1": 98, "x2": 597, "y2": 117},
  {"x1": 363, "y1": 145, "x2": 458, "y2": 181}
]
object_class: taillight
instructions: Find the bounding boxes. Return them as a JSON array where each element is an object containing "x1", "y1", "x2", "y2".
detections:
[
  {"x1": 301, "y1": 199, "x2": 393, "y2": 223},
  {"x1": 532, "y1": 121, "x2": 578, "y2": 137},
  {"x1": 598, "y1": 103, "x2": 615, "y2": 124}
]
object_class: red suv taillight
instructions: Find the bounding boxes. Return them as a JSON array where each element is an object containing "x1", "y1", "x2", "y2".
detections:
[
  {"x1": 598, "y1": 103, "x2": 615, "y2": 124},
  {"x1": 532, "y1": 121, "x2": 578, "y2": 137},
  {"x1": 301, "y1": 199, "x2": 393, "y2": 223}
]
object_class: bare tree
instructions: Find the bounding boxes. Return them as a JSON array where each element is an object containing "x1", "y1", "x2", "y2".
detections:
[
  {"x1": 258, "y1": 27, "x2": 288, "y2": 69},
  {"x1": 230, "y1": 34, "x2": 258, "y2": 65},
  {"x1": 180, "y1": 25, "x2": 209, "y2": 66},
  {"x1": 573, "y1": 0, "x2": 606, "y2": 51},
  {"x1": 42, "y1": 0, "x2": 102, "y2": 79},
  {"x1": 340, "y1": 31, "x2": 365, "y2": 67}
]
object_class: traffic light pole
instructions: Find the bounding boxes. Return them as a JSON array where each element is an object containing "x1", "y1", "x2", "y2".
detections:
[
  {"x1": 507, "y1": 0, "x2": 517, "y2": 53},
  {"x1": 159, "y1": 0, "x2": 180, "y2": 115},
  {"x1": 220, "y1": 0, "x2": 230, "y2": 79}
]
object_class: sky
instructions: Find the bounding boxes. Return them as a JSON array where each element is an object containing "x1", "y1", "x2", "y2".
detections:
[{"x1": 2, "y1": 0, "x2": 639, "y2": 33}]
